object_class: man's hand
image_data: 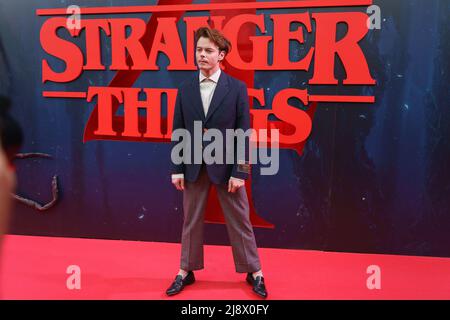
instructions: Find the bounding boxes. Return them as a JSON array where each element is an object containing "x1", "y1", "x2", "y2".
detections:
[
  {"x1": 172, "y1": 178, "x2": 185, "y2": 191},
  {"x1": 0, "y1": 150, "x2": 15, "y2": 192},
  {"x1": 0, "y1": 149, "x2": 15, "y2": 250},
  {"x1": 228, "y1": 178, "x2": 244, "y2": 193}
]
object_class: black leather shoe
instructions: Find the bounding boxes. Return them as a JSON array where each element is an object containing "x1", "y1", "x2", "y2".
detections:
[
  {"x1": 166, "y1": 271, "x2": 195, "y2": 296},
  {"x1": 246, "y1": 273, "x2": 268, "y2": 298}
]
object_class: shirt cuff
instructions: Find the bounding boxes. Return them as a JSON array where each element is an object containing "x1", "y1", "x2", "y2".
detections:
[
  {"x1": 171, "y1": 174, "x2": 184, "y2": 181},
  {"x1": 230, "y1": 176, "x2": 245, "y2": 183}
]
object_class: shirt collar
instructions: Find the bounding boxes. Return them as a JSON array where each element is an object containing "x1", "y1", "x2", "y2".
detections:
[{"x1": 199, "y1": 68, "x2": 221, "y2": 84}]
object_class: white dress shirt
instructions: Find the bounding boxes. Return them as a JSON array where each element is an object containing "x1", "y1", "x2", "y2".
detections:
[
  {"x1": 172, "y1": 68, "x2": 244, "y2": 184},
  {"x1": 199, "y1": 67, "x2": 221, "y2": 116}
]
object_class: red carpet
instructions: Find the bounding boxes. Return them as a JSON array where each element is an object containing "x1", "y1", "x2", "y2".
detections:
[{"x1": 0, "y1": 235, "x2": 449, "y2": 300}]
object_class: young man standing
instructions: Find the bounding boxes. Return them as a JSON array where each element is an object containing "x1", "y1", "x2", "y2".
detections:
[{"x1": 166, "y1": 27, "x2": 267, "y2": 298}]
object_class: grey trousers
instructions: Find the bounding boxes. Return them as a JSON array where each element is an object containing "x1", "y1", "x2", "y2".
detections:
[{"x1": 180, "y1": 166, "x2": 262, "y2": 273}]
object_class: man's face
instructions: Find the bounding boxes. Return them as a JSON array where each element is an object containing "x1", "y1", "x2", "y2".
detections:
[{"x1": 196, "y1": 36, "x2": 225, "y2": 72}]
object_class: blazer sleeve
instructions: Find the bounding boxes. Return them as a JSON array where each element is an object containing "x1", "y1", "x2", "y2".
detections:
[
  {"x1": 231, "y1": 81, "x2": 251, "y2": 180},
  {"x1": 171, "y1": 87, "x2": 185, "y2": 175}
]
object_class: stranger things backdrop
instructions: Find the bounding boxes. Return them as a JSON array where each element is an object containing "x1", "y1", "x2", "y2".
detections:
[{"x1": 0, "y1": 0, "x2": 449, "y2": 258}]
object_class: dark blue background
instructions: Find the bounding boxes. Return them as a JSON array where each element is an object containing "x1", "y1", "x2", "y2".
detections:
[{"x1": 1, "y1": 0, "x2": 449, "y2": 257}]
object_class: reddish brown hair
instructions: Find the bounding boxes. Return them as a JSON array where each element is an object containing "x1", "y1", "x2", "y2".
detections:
[{"x1": 194, "y1": 27, "x2": 232, "y2": 55}]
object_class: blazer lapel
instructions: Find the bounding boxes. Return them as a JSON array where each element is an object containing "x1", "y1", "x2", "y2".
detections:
[
  {"x1": 189, "y1": 75, "x2": 206, "y2": 122},
  {"x1": 205, "y1": 71, "x2": 230, "y2": 123}
]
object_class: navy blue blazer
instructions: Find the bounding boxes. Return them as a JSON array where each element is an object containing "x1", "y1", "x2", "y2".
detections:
[{"x1": 171, "y1": 70, "x2": 251, "y2": 184}]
